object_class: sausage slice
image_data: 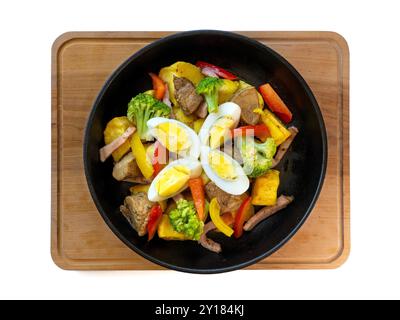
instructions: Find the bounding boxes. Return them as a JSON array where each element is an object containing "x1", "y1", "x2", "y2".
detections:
[{"x1": 230, "y1": 87, "x2": 260, "y2": 125}]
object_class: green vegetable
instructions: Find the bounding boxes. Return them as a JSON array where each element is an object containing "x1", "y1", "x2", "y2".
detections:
[
  {"x1": 195, "y1": 77, "x2": 223, "y2": 113},
  {"x1": 169, "y1": 199, "x2": 204, "y2": 240},
  {"x1": 127, "y1": 93, "x2": 171, "y2": 141},
  {"x1": 240, "y1": 137, "x2": 277, "y2": 178}
]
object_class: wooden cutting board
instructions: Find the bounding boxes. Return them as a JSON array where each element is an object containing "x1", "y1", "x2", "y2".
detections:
[{"x1": 51, "y1": 31, "x2": 349, "y2": 270}]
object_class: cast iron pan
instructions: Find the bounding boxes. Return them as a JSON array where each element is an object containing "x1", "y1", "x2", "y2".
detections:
[{"x1": 84, "y1": 30, "x2": 327, "y2": 273}]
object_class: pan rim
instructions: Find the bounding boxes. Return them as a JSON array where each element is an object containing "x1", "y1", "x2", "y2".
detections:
[{"x1": 83, "y1": 30, "x2": 328, "y2": 274}]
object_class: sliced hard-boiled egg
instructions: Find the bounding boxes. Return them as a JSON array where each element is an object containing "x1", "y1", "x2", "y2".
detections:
[
  {"x1": 198, "y1": 102, "x2": 241, "y2": 148},
  {"x1": 208, "y1": 149, "x2": 238, "y2": 180},
  {"x1": 148, "y1": 158, "x2": 202, "y2": 201},
  {"x1": 201, "y1": 146, "x2": 249, "y2": 195},
  {"x1": 209, "y1": 116, "x2": 235, "y2": 149},
  {"x1": 147, "y1": 117, "x2": 200, "y2": 159}
]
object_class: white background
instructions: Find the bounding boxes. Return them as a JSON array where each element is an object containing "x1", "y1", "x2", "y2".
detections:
[{"x1": 0, "y1": 0, "x2": 399, "y2": 300}]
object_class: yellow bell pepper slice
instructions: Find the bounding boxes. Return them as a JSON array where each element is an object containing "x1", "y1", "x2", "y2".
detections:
[
  {"x1": 218, "y1": 79, "x2": 240, "y2": 104},
  {"x1": 157, "y1": 214, "x2": 189, "y2": 240},
  {"x1": 103, "y1": 116, "x2": 133, "y2": 162},
  {"x1": 172, "y1": 106, "x2": 196, "y2": 128},
  {"x1": 193, "y1": 118, "x2": 205, "y2": 134},
  {"x1": 254, "y1": 108, "x2": 291, "y2": 146},
  {"x1": 200, "y1": 171, "x2": 210, "y2": 185},
  {"x1": 130, "y1": 184, "x2": 150, "y2": 194},
  {"x1": 251, "y1": 170, "x2": 280, "y2": 206},
  {"x1": 130, "y1": 132, "x2": 154, "y2": 179},
  {"x1": 209, "y1": 198, "x2": 234, "y2": 237}
]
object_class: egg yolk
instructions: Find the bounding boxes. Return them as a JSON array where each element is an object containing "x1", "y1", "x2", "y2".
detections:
[
  {"x1": 208, "y1": 151, "x2": 237, "y2": 180},
  {"x1": 156, "y1": 165, "x2": 190, "y2": 197},
  {"x1": 155, "y1": 122, "x2": 191, "y2": 153},
  {"x1": 209, "y1": 116, "x2": 234, "y2": 149}
]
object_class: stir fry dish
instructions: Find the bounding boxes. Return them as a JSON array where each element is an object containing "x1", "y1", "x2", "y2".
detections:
[{"x1": 99, "y1": 61, "x2": 298, "y2": 253}]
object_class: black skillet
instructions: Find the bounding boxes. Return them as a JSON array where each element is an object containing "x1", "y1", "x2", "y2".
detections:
[{"x1": 83, "y1": 30, "x2": 327, "y2": 273}]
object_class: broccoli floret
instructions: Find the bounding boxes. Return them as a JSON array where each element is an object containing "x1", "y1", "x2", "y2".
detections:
[
  {"x1": 240, "y1": 137, "x2": 277, "y2": 178},
  {"x1": 195, "y1": 77, "x2": 223, "y2": 113},
  {"x1": 127, "y1": 93, "x2": 171, "y2": 141},
  {"x1": 169, "y1": 199, "x2": 204, "y2": 240}
]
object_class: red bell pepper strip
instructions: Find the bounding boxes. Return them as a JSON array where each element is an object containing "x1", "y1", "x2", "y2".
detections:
[
  {"x1": 147, "y1": 204, "x2": 163, "y2": 241},
  {"x1": 234, "y1": 196, "x2": 252, "y2": 238},
  {"x1": 231, "y1": 124, "x2": 270, "y2": 142},
  {"x1": 149, "y1": 72, "x2": 166, "y2": 100},
  {"x1": 152, "y1": 141, "x2": 167, "y2": 178},
  {"x1": 188, "y1": 177, "x2": 206, "y2": 221},
  {"x1": 259, "y1": 83, "x2": 293, "y2": 124},
  {"x1": 196, "y1": 61, "x2": 238, "y2": 80}
]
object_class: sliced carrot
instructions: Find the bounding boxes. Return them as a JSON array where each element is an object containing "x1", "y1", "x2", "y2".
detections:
[
  {"x1": 149, "y1": 72, "x2": 166, "y2": 100},
  {"x1": 188, "y1": 177, "x2": 206, "y2": 221},
  {"x1": 259, "y1": 83, "x2": 293, "y2": 123}
]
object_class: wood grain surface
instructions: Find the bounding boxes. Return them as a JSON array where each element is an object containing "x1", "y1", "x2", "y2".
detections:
[{"x1": 51, "y1": 31, "x2": 350, "y2": 270}]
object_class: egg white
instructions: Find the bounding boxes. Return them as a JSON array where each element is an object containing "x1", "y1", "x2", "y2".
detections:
[
  {"x1": 198, "y1": 102, "x2": 241, "y2": 146},
  {"x1": 147, "y1": 158, "x2": 202, "y2": 202},
  {"x1": 147, "y1": 117, "x2": 201, "y2": 159},
  {"x1": 200, "y1": 146, "x2": 249, "y2": 195}
]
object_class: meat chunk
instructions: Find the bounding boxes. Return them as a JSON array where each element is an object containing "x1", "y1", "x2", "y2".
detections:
[
  {"x1": 230, "y1": 87, "x2": 260, "y2": 125},
  {"x1": 112, "y1": 152, "x2": 150, "y2": 184},
  {"x1": 199, "y1": 213, "x2": 234, "y2": 253},
  {"x1": 243, "y1": 195, "x2": 294, "y2": 231},
  {"x1": 99, "y1": 126, "x2": 135, "y2": 162},
  {"x1": 120, "y1": 192, "x2": 154, "y2": 236},
  {"x1": 205, "y1": 182, "x2": 248, "y2": 213},
  {"x1": 112, "y1": 152, "x2": 140, "y2": 181},
  {"x1": 271, "y1": 127, "x2": 299, "y2": 168},
  {"x1": 173, "y1": 76, "x2": 204, "y2": 115},
  {"x1": 199, "y1": 221, "x2": 222, "y2": 253},
  {"x1": 195, "y1": 101, "x2": 208, "y2": 118}
]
